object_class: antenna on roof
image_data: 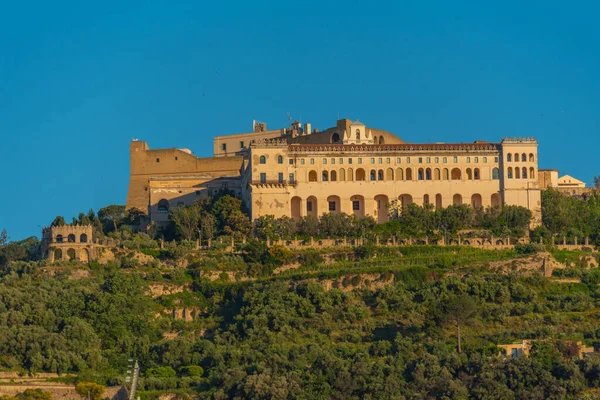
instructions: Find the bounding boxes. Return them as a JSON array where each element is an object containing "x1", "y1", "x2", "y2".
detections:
[{"x1": 287, "y1": 112, "x2": 291, "y2": 125}]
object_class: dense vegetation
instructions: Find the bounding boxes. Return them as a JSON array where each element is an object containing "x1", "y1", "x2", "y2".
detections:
[{"x1": 2, "y1": 189, "x2": 600, "y2": 398}]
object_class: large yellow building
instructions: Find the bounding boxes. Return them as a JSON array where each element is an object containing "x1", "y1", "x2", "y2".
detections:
[{"x1": 126, "y1": 118, "x2": 543, "y2": 225}]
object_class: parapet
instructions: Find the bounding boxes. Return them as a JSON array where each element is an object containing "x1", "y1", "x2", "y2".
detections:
[
  {"x1": 42, "y1": 225, "x2": 94, "y2": 245},
  {"x1": 502, "y1": 137, "x2": 537, "y2": 143}
]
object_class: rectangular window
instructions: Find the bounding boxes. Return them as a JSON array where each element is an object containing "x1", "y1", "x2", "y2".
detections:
[
  {"x1": 466, "y1": 157, "x2": 471, "y2": 163},
  {"x1": 260, "y1": 173, "x2": 266, "y2": 184},
  {"x1": 378, "y1": 157, "x2": 383, "y2": 164},
  {"x1": 426, "y1": 157, "x2": 431, "y2": 163},
  {"x1": 371, "y1": 158, "x2": 375, "y2": 164},
  {"x1": 331, "y1": 158, "x2": 335, "y2": 164},
  {"x1": 301, "y1": 159, "x2": 305, "y2": 165},
  {"x1": 454, "y1": 156, "x2": 458, "y2": 163},
  {"x1": 397, "y1": 157, "x2": 401, "y2": 163},
  {"x1": 358, "y1": 158, "x2": 362, "y2": 164},
  {"x1": 329, "y1": 201, "x2": 336, "y2": 211},
  {"x1": 278, "y1": 173, "x2": 284, "y2": 183},
  {"x1": 495, "y1": 156, "x2": 499, "y2": 163},
  {"x1": 386, "y1": 158, "x2": 390, "y2": 164},
  {"x1": 474, "y1": 157, "x2": 479, "y2": 163},
  {"x1": 310, "y1": 159, "x2": 315, "y2": 164},
  {"x1": 419, "y1": 157, "x2": 423, "y2": 163},
  {"x1": 352, "y1": 200, "x2": 360, "y2": 211},
  {"x1": 443, "y1": 157, "x2": 447, "y2": 163},
  {"x1": 221, "y1": 143, "x2": 227, "y2": 151},
  {"x1": 407, "y1": 157, "x2": 411, "y2": 164},
  {"x1": 339, "y1": 158, "x2": 344, "y2": 164},
  {"x1": 289, "y1": 173, "x2": 295, "y2": 183},
  {"x1": 435, "y1": 157, "x2": 439, "y2": 163},
  {"x1": 483, "y1": 157, "x2": 487, "y2": 163},
  {"x1": 349, "y1": 158, "x2": 353, "y2": 164},
  {"x1": 240, "y1": 141, "x2": 244, "y2": 149},
  {"x1": 156, "y1": 158, "x2": 160, "y2": 163},
  {"x1": 323, "y1": 158, "x2": 327, "y2": 164},
  {"x1": 307, "y1": 201, "x2": 313, "y2": 212},
  {"x1": 289, "y1": 158, "x2": 294, "y2": 165}
]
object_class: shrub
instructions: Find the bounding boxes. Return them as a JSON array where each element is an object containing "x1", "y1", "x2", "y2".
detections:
[
  {"x1": 179, "y1": 365, "x2": 204, "y2": 377},
  {"x1": 298, "y1": 251, "x2": 324, "y2": 267},
  {"x1": 146, "y1": 366, "x2": 177, "y2": 378}
]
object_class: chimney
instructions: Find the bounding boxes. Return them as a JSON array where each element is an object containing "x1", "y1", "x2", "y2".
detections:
[{"x1": 304, "y1": 123, "x2": 311, "y2": 135}]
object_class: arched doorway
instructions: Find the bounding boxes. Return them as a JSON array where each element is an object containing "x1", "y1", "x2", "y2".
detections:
[
  {"x1": 306, "y1": 196, "x2": 318, "y2": 217},
  {"x1": 491, "y1": 193, "x2": 501, "y2": 207},
  {"x1": 453, "y1": 194, "x2": 463, "y2": 205},
  {"x1": 451, "y1": 168, "x2": 461, "y2": 180},
  {"x1": 291, "y1": 196, "x2": 302, "y2": 220},
  {"x1": 54, "y1": 248, "x2": 62, "y2": 261},
  {"x1": 399, "y1": 194, "x2": 413, "y2": 210},
  {"x1": 80, "y1": 248, "x2": 90, "y2": 263},
  {"x1": 435, "y1": 194, "x2": 443, "y2": 209},
  {"x1": 309, "y1": 170, "x2": 318, "y2": 182},
  {"x1": 356, "y1": 168, "x2": 366, "y2": 181},
  {"x1": 67, "y1": 248, "x2": 76, "y2": 261},
  {"x1": 471, "y1": 194, "x2": 482, "y2": 208},
  {"x1": 374, "y1": 195, "x2": 389, "y2": 223}
]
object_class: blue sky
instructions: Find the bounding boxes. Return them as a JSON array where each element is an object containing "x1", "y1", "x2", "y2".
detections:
[{"x1": 1, "y1": 1, "x2": 598, "y2": 240}]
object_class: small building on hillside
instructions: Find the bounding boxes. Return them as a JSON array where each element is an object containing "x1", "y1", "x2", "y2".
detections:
[
  {"x1": 538, "y1": 169, "x2": 590, "y2": 196},
  {"x1": 41, "y1": 225, "x2": 97, "y2": 263}
]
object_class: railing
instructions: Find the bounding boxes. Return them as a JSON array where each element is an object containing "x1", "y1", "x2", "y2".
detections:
[{"x1": 251, "y1": 180, "x2": 298, "y2": 186}]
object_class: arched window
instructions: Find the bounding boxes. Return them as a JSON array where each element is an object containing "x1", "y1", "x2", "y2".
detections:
[
  {"x1": 425, "y1": 168, "x2": 432, "y2": 180},
  {"x1": 521, "y1": 154, "x2": 526, "y2": 162},
  {"x1": 56, "y1": 234, "x2": 63, "y2": 243},
  {"x1": 522, "y1": 168, "x2": 527, "y2": 179},
  {"x1": 356, "y1": 168, "x2": 366, "y2": 181},
  {"x1": 379, "y1": 136, "x2": 385, "y2": 144},
  {"x1": 418, "y1": 168, "x2": 424, "y2": 181},
  {"x1": 507, "y1": 167, "x2": 513, "y2": 179},
  {"x1": 466, "y1": 168, "x2": 473, "y2": 180},
  {"x1": 67, "y1": 248, "x2": 76, "y2": 261},
  {"x1": 330, "y1": 170, "x2": 337, "y2": 181},
  {"x1": 356, "y1": 129, "x2": 361, "y2": 141},
  {"x1": 158, "y1": 199, "x2": 170, "y2": 213},
  {"x1": 309, "y1": 170, "x2": 318, "y2": 182},
  {"x1": 348, "y1": 168, "x2": 354, "y2": 181},
  {"x1": 396, "y1": 168, "x2": 404, "y2": 181},
  {"x1": 54, "y1": 248, "x2": 62, "y2": 260},
  {"x1": 80, "y1": 234, "x2": 88, "y2": 243},
  {"x1": 515, "y1": 167, "x2": 520, "y2": 179},
  {"x1": 377, "y1": 169, "x2": 384, "y2": 180},
  {"x1": 492, "y1": 167, "x2": 500, "y2": 180},
  {"x1": 370, "y1": 170, "x2": 376, "y2": 181},
  {"x1": 451, "y1": 168, "x2": 461, "y2": 180},
  {"x1": 514, "y1": 153, "x2": 519, "y2": 162},
  {"x1": 474, "y1": 168, "x2": 480, "y2": 180},
  {"x1": 339, "y1": 168, "x2": 346, "y2": 181},
  {"x1": 453, "y1": 194, "x2": 463, "y2": 205},
  {"x1": 434, "y1": 168, "x2": 440, "y2": 180},
  {"x1": 331, "y1": 132, "x2": 340, "y2": 143},
  {"x1": 259, "y1": 155, "x2": 266, "y2": 164},
  {"x1": 507, "y1": 154, "x2": 512, "y2": 162},
  {"x1": 277, "y1": 155, "x2": 283, "y2": 164},
  {"x1": 386, "y1": 168, "x2": 394, "y2": 180},
  {"x1": 443, "y1": 168, "x2": 449, "y2": 180},
  {"x1": 322, "y1": 171, "x2": 329, "y2": 182},
  {"x1": 373, "y1": 136, "x2": 378, "y2": 144},
  {"x1": 68, "y1": 234, "x2": 76, "y2": 243},
  {"x1": 435, "y1": 194, "x2": 442, "y2": 209},
  {"x1": 529, "y1": 167, "x2": 535, "y2": 179},
  {"x1": 529, "y1": 153, "x2": 534, "y2": 162},
  {"x1": 423, "y1": 194, "x2": 430, "y2": 205},
  {"x1": 406, "y1": 168, "x2": 413, "y2": 181}
]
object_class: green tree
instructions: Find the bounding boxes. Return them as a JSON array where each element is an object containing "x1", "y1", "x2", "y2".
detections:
[
  {"x1": 438, "y1": 295, "x2": 478, "y2": 353},
  {"x1": 170, "y1": 203, "x2": 201, "y2": 241},
  {"x1": 75, "y1": 382, "x2": 105, "y2": 400},
  {"x1": 50, "y1": 216, "x2": 66, "y2": 227},
  {"x1": 0, "y1": 228, "x2": 7, "y2": 247},
  {"x1": 98, "y1": 205, "x2": 125, "y2": 233},
  {"x1": 14, "y1": 389, "x2": 52, "y2": 400}
]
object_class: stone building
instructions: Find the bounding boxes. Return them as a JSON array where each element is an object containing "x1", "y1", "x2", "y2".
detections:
[
  {"x1": 41, "y1": 225, "x2": 97, "y2": 263},
  {"x1": 538, "y1": 169, "x2": 589, "y2": 196},
  {"x1": 126, "y1": 118, "x2": 560, "y2": 226}
]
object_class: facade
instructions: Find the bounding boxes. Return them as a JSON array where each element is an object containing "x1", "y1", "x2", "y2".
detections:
[
  {"x1": 41, "y1": 225, "x2": 97, "y2": 263},
  {"x1": 127, "y1": 118, "x2": 544, "y2": 226},
  {"x1": 538, "y1": 169, "x2": 589, "y2": 196}
]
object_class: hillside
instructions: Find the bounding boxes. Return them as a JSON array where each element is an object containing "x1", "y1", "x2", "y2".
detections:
[{"x1": 2, "y1": 243, "x2": 600, "y2": 399}]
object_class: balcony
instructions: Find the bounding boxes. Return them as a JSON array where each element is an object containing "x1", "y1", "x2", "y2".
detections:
[{"x1": 251, "y1": 180, "x2": 298, "y2": 187}]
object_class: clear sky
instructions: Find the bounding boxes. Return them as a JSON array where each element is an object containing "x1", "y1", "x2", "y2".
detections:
[{"x1": 1, "y1": 1, "x2": 598, "y2": 241}]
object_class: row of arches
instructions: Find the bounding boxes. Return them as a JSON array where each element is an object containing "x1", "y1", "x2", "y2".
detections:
[
  {"x1": 507, "y1": 167, "x2": 535, "y2": 179},
  {"x1": 291, "y1": 193, "x2": 502, "y2": 223},
  {"x1": 507, "y1": 153, "x2": 534, "y2": 162},
  {"x1": 307, "y1": 167, "x2": 501, "y2": 182},
  {"x1": 56, "y1": 234, "x2": 88, "y2": 243},
  {"x1": 51, "y1": 248, "x2": 90, "y2": 263}
]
